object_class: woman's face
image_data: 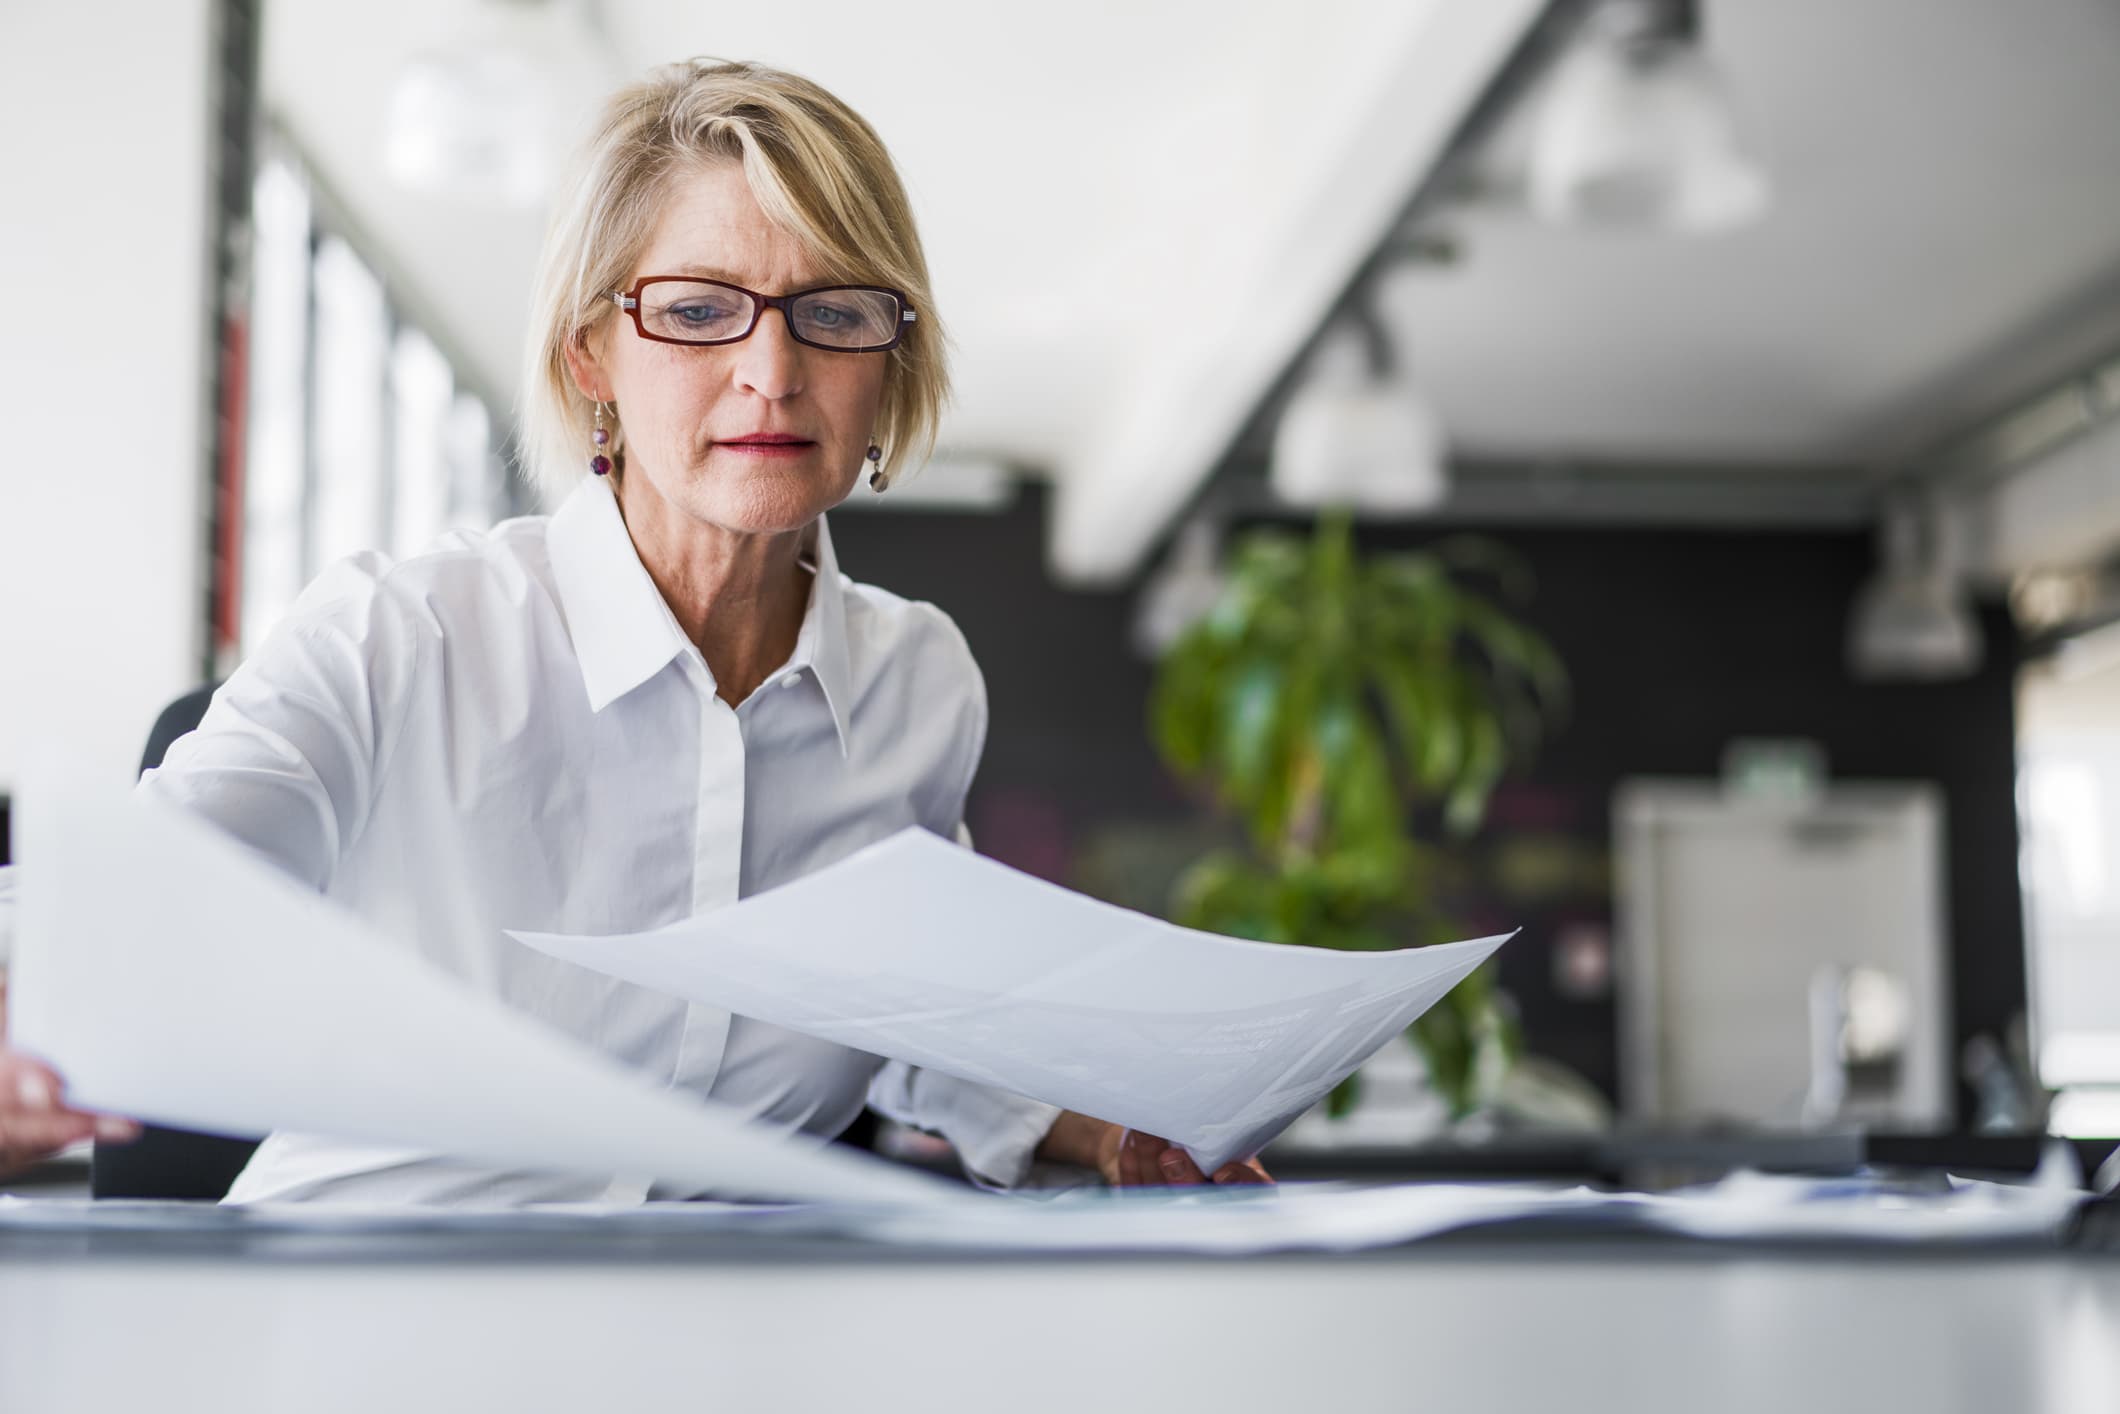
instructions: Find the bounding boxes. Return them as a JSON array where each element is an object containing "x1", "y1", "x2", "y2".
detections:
[{"x1": 572, "y1": 162, "x2": 887, "y2": 536}]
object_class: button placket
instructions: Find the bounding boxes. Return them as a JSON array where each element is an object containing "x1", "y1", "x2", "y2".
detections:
[{"x1": 670, "y1": 667, "x2": 743, "y2": 1097}]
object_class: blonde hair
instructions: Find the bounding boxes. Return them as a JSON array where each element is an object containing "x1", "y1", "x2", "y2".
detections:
[{"x1": 517, "y1": 59, "x2": 949, "y2": 500}]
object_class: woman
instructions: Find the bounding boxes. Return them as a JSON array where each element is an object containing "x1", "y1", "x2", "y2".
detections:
[{"x1": 0, "y1": 59, "x2": 1268, "y2": 1198}]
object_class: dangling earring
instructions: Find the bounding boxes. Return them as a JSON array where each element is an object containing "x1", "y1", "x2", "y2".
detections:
[
  {"x1": 590, "y1": 401, "x2": 613, "y2": 476},
  {"x1": 866, "y1": 442, "x2": 887, "y2": 492}
]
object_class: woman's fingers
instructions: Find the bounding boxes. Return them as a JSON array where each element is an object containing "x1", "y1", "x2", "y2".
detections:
[
  {"x1": 0, "y1": 1050, "x2": 140, "y2": 1173},
  {"x1": 3, "y1": 1110, "x2": 96, "y2": 1156},
  {"x1": 1118, "y1": 1129, "x2": 1154, "y2": 1186},
  {"x1": 1104, "y1": 1129, "x2": 1273, "y2": 1188},
  {"x1": 1112, "y1": 1130, "x2": 1206, "y2": 1187},
  {"x1": 1113, "y1": 1129, "x2": 1172, "y2": 1187},
  {"x1": 1211, "y1": 1158, "x2": 1274, "y2": 1185},
  {"x1": 94, "y1": 1114, "x2": 143, "y2": 1143},
  {"x1": 1157, "y1": 1147, "x2": 1206, "y2": 1185},
  {"x1": 7, "y1": 1055, "x2": 60, "y2": 1110},
  {"x1": 0, "y1": 1084, "x2": 96, "y2": 1172}
]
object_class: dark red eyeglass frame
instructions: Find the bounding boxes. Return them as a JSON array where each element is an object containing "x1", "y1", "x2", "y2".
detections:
[{"x1": 608, "y1": 276, "x2": 916, "y2": 352}]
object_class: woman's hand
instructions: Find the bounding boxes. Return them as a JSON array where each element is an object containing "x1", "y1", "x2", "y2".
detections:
[
  {"x1": 1039, "y1": 1110, "x2": 1272, "y2": 1187},
  {"x1": 0, "y1": 994, "x2": 141, "y2": 1175}
]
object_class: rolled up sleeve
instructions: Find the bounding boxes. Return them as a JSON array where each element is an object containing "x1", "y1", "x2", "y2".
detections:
[{"x1": 866, "y1": 1060, "x2": 1062, "y2": 1190}]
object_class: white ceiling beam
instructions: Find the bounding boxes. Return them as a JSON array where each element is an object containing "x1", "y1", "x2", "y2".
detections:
[{"x1": 1046, "y1": 0, "x2": 1548, "y2": 585}]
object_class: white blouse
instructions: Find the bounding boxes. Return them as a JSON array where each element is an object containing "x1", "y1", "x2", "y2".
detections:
[{"x1": 1, "y1": 475, "x2": 1060, "y2": 1204}]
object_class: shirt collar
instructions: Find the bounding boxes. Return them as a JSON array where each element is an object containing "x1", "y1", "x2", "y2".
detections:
[{"x1": 547, "y1": 476, "x2": 853, "y2": 756}]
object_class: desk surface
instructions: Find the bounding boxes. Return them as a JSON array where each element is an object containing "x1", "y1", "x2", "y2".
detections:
[{"x1": 4, "y1": 1212, "x2": 2119, "y2": 1414}]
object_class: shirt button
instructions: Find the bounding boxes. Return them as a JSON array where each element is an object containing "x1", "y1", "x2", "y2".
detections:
[{"x1": 782, "y1": 671, "x2": 804, "y2": 689}]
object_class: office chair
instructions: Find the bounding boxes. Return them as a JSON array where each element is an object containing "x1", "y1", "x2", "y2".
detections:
[{"x1": 89, "y1": 683, "x2": 263, "y2": 1200}]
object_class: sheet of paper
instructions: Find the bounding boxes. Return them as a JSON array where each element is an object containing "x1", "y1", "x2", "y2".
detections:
[
  {"x1": 7, "y1": 770, "x2": 962, "y2": 1209},
  {"x1": 1626, "y1": 1166, "x2": 2082, "y2": 1244},
  {"x1": 512, "y1": 829, "x2": 1512, "y2": 1173}
]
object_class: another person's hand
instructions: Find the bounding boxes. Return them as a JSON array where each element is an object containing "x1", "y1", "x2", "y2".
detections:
[
  {"x1": 1040, "y1": 1110, "x2": 1272, "y2": 1187},
  {"x1": 0, "y1": 1016, "x2": 141, "y2": 1176}
]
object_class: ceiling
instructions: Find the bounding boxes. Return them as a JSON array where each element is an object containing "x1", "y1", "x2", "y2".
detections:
[
  {"x1": 1383, "y1": 0, "x2": 2120, "y2": 472},
  {"x1": 261, "y1": 0, "x2": 2120, "y2": 583}
]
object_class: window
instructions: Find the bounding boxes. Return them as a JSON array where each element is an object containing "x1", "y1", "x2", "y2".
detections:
[
  {"x1": 236, "y1": 149, "x2": 522, "y2": 663},
  {"x1": 2019, "y1": 624, "x2": 2120, "y2": 1134}
]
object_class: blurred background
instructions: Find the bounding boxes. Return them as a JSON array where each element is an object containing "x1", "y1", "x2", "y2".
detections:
[{"x1": 4, "y1": 0, "x2": 2118, "y2": 1177}]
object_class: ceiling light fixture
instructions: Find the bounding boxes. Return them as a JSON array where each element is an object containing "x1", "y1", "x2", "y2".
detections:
[
  {"x1": 383, "y1": 0, "x2": 593, "y2": 207},
  {"x1": 1847, "y1": 498, "x2": 1985, "y2": 682},
  {"x1": 1527, "y1": 0, "x2": 1769, "y2": 233},
  {"x1": 1269, "y1": 296, "x2": 1449, "y2": 515}
]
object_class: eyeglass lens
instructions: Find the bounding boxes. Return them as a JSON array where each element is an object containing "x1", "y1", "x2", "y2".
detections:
[{"x1": 636, "y1": 281, "x2": 902, "y2": 350}]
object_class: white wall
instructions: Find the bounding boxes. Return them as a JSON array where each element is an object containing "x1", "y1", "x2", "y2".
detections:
[{"x1": 0, "y1": 1, "x2": 214, "y2": 793}]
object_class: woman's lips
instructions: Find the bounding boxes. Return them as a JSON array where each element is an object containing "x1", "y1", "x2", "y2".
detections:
[{"x1": 716, "y1": 438, "x2": 815, "y2": 459}]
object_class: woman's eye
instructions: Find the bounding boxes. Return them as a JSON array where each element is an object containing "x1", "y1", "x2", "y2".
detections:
[
  {"x1": 807, "y1": 305, "x2": 849, "y2": 326},
  {"x1": 669, "y1": 302, "x2": 733, "y2": 324}
]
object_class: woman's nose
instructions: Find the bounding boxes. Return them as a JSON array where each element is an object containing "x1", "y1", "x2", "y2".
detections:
[{"x1": 732, "y1": 307, "x2": 805, "y2": 400}]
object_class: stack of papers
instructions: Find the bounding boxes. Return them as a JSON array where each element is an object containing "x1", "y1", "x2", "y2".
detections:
[{"x1": 0, "y1": 1174, "x2": 2079, "y2": 1255}]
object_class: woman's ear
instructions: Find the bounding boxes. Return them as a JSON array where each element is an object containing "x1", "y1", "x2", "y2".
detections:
[{"x1": 559, "y1": 324, "x2": 611, "y2": 403}]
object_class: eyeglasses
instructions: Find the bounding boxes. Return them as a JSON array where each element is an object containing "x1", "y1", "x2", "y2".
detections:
[{"x1": 609, "y1": 276, "x2": 915, "y2": 353}]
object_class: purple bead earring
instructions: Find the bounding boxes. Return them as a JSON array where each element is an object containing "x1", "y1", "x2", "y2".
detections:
[
  {"x1": 866, "y1": 442, "x2": 887, "y2": 492},
  {"x1": 590, "y1": 401, "x2": 613, "y2": 476}
]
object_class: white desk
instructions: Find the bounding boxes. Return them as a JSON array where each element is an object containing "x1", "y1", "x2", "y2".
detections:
[{"x1": 3, "y1": 1221, "x2": 2118, "y2": 1414}]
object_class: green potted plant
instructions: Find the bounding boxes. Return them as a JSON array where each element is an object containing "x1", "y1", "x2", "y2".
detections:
[{"x1": 1149, "y1": 512, "x2": 1567, "y2": 1119}]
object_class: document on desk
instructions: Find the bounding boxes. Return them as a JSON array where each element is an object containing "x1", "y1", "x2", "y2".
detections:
[
  {"x1": 511, "y1": 829, "x2": 1512, "y2": 1174},
  {"x1": 6, "y1": 772, "x2": 961, "y2": 1209}
]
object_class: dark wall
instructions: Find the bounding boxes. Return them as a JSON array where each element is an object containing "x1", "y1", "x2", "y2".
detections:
[
  {"x1": 832, "y1": 492, "x2": 1187, "y2": 883},
  {"x1": 832, "y1": 488, "x2": 2028, "y2": 1120},
  {"x1": 1358, "y1": 517, "x2": 2026, "y2": 1113}
]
